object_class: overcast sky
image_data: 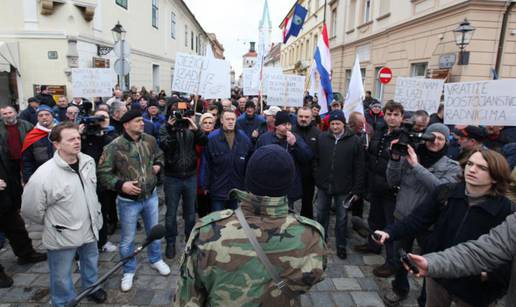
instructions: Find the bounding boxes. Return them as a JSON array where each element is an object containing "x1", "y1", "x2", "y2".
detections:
[{"x1": 183, "y1": 0, "x2": 296, "y2": 76}]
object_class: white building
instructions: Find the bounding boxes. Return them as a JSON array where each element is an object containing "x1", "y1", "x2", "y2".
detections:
[{"x1": 0, "y1": 0, "x2": 214, "y2": 108}]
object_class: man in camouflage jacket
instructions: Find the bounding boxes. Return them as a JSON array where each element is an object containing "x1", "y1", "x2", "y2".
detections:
[
  {"x1": 174, "y1": 144, "x2": 327, "y2": 306},
  {"x1": 97, "y1": 110, "x2": 170, "y2": 292}
]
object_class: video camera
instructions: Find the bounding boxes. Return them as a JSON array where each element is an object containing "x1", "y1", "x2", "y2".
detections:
[
  {"x1": 80, "y1": 115, "x2": 107, "y2": 136},
  {"x1": 391, "y1": 120, "x2": 435, "y2": 156},
  {"x1": 170, "y1": 102, "x2": 194, "y2": 128}
]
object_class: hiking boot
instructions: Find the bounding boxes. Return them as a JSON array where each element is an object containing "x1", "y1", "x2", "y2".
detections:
[
  {"x1": 17, "y1": 252, "x2": 47, "y2": 265},
  {"x1": 165, "y1": 244, "x2": 176, "y2": 259},
  {"x1": 337, "y1": 248, "x2": 347, "y2": 260},
  {"x1": 382, "y1": 289, "x2": 408, "y2": 307},
  {"x1": 87, "y1": 288, "x2": 108, "y2": 303},
  {"x1": 0, "y1": 268, "x2": 13, "y2": 288},
  {"x1": 373, "y1": 264, "x2": 396, "y2": 278},
  {"x1": 353, "y1": 243, "x2": 381, "y2": 254}
]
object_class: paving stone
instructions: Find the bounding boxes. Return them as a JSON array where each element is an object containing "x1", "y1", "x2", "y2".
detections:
[
  {"x1": 300, "y1": 294, "x2": 312, "y2": 307},
  {"x1": 356, "y1": 278, "x2": 379, "y2": 291},
  {"x1": 11, "y1": 273, "x2": 38, "y2": 286},
  {"x1": 362, "y1": 255, "x2": 385, "y2": 265},
  {"x1": 1, "y1": 287, "x2": 38, "y2": 303},
  {"x1": 332, "y1": 278, "x2": 361, "y2": 291},
  {"x1": 150, "y1": 289, "x2": 175, "y2": 305},
  {"x1": 350, "y1": 291, "x2": 385, "y2": 307},
  {"x1": 132, "y1": 289, "x2": 156, "y2": 305},
  {"x1": 310, "y1": 291, "x2": 335, "y2": 305},
  {"x1": 26, "y1": 261, "x2": 49, "y2": 274},
  {"x1": 313, "y1": 278, "x2": 336, "y2": 291},
  {"x1": 344, "y1": 265, "x2": 364, "y2": 278},
  {"x1": 331, "y1": 292, "x2": 354, "y2": 307}
]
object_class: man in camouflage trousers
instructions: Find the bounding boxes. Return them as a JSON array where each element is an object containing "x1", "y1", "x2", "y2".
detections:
[
  {"x1": 174, "y1": 144, "x2": 327, "y2": 306},
  {"x1": 97, "y1": 109, "x2": 170, "y2": 292}
]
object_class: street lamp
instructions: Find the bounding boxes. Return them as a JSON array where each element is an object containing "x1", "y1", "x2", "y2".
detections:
[
  {"x1": 111, "y1": 21, "x2": 126, "y2": 42},
  {"x1": 453, "y1": 18, "x2": 475, "y2": 65}
]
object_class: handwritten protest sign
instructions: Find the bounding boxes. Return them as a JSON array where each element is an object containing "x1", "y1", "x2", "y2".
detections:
[
  {"x1": 199, "y1": 58, "x2": 231, "y2": 99},
  {"x1": 243, "y1": 67, "x2": 260, "y2": 96},
  {"x1": 444, "y1": 79, "x2": 516, "y2": 126},
  {"x1": 172, "y1": 53, "x2": 230, "y2": 99},
  {"x1": 394, "y1": 77, "x2": 445, "y2": 113},
  {"x1": 285, "y1": 75, "x2": 305, "y2": 107},
  {"x1": 263, "y1": 71, "x2": 305, "y2": 107},
  {"x1": 72, "y1": 68, "x2": 116, "y2": 97}
]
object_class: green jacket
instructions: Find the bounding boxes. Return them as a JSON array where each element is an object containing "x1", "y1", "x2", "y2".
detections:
[
  {"x1": 0, "y1": 119, "x2": 33, "y2": 156},
  {"x1": 97, "y1": 133, "x2": 163, "y2": 200},
  {"x1": 174, "y1": 189, "x2": 327, "y2": 307}
]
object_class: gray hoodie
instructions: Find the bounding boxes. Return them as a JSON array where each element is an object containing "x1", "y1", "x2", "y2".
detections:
[{"x1": 426, "y1": 212, "x2": 516, "y2": 306}]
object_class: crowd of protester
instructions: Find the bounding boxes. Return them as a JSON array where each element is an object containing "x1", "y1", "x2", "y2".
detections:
[{"x1": 0, "y1": 84, "x2": 516, "y2": 307}]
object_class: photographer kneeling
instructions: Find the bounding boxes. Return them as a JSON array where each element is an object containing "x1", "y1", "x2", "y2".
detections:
[
  {"x1": 375, "y1": 147, "x2": 513, "y2": 307},
  {"x1": 159, "y1": 105, "x2": 207, "y2": 259},
  {"x1": 80, "y1": 110, "x2": 119, "y2": 252},
  {"x1": 381, "y1": 123, "x2": 462, "y2": 306}
]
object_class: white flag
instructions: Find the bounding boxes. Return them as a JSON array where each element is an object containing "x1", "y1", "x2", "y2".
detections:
[
  {"x1": 343, "y1": 55, "x2": 365, "y2": 119},
  {"x1": 309, "y1": 61, "x2": 317, "y2": 96}
]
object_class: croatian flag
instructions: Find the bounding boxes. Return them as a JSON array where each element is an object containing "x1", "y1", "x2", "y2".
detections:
[
  {"x1": 314, "y1": 23, "x2": 333, "y2": 114},
  {"x1": 283, "y1": 3, "x2": 307, "y2": 44}
]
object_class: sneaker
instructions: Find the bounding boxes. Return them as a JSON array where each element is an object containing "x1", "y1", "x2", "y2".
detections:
[
  {"x1": 151, "y1": 260, "x2": 170, "y2": 276},
  {"x1": 102, "y1": 241, "x2": 118, "y2": 253},
  {"x1": 0, "y1": 269, "x2": 13, "y2": 288},
  {"x1": 373, "y1": 264, "x2": 396, "y2": 278},
  {"x1": 17, "y1": 252, "x2": 47, "y2": 265},
  {"x1": 165, "y1": 244, "x2": 176, "y2": 259},
  {"x1": 120, "y1": 273, "x2": 134, "y2": 292},
  {"x1": 87, "y1": 288, "x2": 108, "y2": 303}
]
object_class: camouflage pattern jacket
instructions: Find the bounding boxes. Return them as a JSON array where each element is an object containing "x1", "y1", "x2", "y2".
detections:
[
  {"x1": 174, "y1": 189, "x2": 327, "y2": 307},
  {"x1": 97, "y1": 132, "x2": 163, "y2": 200}
]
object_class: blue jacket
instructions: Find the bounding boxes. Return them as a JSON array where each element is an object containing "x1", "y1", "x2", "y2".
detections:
[
  {"x1": 143, "y1": 119, "x2": 160, "y2": 143},
  {"x1": 203, "y1": 129, "x2": 253, "y2": 200},
  {"x1": 19, "y1": 107, "x2": 38, "y2": 126},
  {"x1": 256, "y1": 131, "x2": 313, "y2": 200},
  {"x1": 143, "y1": 112, "x2": 166, "y2": 132},
  {"x1": 236, "y1": 114, "x2": 265, "y2": 139}
]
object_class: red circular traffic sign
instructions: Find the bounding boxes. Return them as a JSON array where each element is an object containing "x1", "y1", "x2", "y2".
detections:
[{"x1": 378, "y1": 67, "x2": 393, "y2": 84}]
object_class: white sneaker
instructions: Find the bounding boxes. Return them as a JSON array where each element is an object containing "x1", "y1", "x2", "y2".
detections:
[
  {"x1": 120, "y1": 273, "x2": 134, "y2": 292},
  {"x1": 151, "y1": 260, "x2": 170, "y2": 276},
  {"x1": 102, "y1": 241, "x2": 118, "y2": 252}
]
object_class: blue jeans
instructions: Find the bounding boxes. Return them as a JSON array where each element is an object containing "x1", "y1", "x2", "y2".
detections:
[
  {"x1": 316, "y1": 191, "x2": 348, "y2": 249},
  {"x1": 117, "y1": 190, "x2": 161, "y2": 273},
  {"x1": 211, "y1": 199, "x2": 238, "y2": 212},
  {"x1": 164, "y1": 175, "x2": 197, "y2": 244},
  {"x1": 47, "y1": 241, "x2": 99, "y2": 307}
]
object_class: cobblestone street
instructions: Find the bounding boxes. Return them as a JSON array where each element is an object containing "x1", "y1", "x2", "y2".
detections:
[{"x1": 0, "y1": 190, "x2": 438, "y2": 307}]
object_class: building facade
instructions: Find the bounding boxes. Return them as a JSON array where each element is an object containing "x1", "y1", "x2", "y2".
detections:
[
  {"x1": 329, "y1": 0, "x2": 516, "y2": 102},
  {"x1": 264, "y1": 43, "x2": 282, "y2": 68},
  {"x1": 0, "y1": 0, "x2": 213, "y2": 108}
]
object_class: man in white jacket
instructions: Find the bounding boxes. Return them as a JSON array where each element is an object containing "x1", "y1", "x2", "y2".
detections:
[{"x1": 21, "y1": 122, "x2": 107, "y2": 307}]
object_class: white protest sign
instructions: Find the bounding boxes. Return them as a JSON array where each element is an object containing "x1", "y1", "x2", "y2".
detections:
[
  {"x1": 172, "y1": 53, "x2": 204, "y2": 94},
  {"x1": 444, "y1": 79, "x2": 516, "y2": 126},
  {"x1": 72, "y1": 68, "x2": 116, "y2": 97},
  {"x1": 243, "y1": 67, "x2": 260, "y2": 96},
  {"x1": 264, "y1": 70, "x2": 286, "y2": 106},
  {"x1": 199, "y1": 58, "x2": 231, "y2": 99},
  {"x1": 394, "y1": 77, "x2": 445, "y2": 113},
  {"x1": 172, "y1": 53, "x2": 231, "y2": 99},
  {"x1": 285, "y1": 75, "x2": 305, "y2": 107}
]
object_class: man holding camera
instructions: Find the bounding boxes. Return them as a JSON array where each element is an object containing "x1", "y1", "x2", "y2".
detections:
[
  {"x1": 353, "y1": 101, "x2": 404, "y2": 278},
  {"x1": 381, "y1": 123, "x2": 462, "y2": 306},
  {"x1": 159, "y1": 106, "x2": 208, "y2": 259}
]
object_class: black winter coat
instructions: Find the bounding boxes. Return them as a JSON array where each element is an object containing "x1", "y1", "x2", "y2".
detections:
[
  {"x1": 367, "y1": 126, "x2": 398, "y2": 197},
  {"x1": 160, "y1": 125, "x2": 208, "y2": 178},
  {"x1": 0, "y1": 142, "x2": 17, "y2": 214},
  {"x1": 386, "y1": 183, "x2": 513, "y2": 307},
  {"x1": 292, "y1": 123, "x2": 320, "y2": 178},
  {"x1": 313, "y1": 130, "x2": 365, "y2": 196}
]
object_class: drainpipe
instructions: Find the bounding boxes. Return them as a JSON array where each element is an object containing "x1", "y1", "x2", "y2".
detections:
[{"x1": 494, "y1": 1, "x2": 516, "y2": 77}]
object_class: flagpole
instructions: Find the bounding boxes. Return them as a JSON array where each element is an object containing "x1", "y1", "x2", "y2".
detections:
[{"x1": 323, "y1": 0, "x2": 327, "y2": 23}]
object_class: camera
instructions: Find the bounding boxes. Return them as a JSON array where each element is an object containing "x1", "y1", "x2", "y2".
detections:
[
  {"x1": 391, "y1": 121, "x2": 436, "y2": 156},
  {"x1": 169, "y1": 102, "x2": 194, "y2": 129},
  {"x1": 80, "y1": 115, "x2": 106, "y2": 136}
]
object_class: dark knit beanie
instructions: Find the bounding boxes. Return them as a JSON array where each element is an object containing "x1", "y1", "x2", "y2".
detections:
[
  {"x1": 329, "y1": 110, "x2": 346, "y2": 124},
  {"x1": 245, "y1": 144, "x2": 295, "y2": 197},
  {"x1": 120, "y1": 109, "x2": 143, "y2": 124},
  {"x1": 274, "y1": 111, "x2": 291, "y2": 126}
]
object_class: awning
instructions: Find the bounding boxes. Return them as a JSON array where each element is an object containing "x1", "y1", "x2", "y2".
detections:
[{"x1": 0, "y1": 42, "x2": 20, "y2": 74}]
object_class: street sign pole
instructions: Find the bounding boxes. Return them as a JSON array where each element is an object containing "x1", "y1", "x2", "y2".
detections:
[
  {"x1": 380, "y1": 83, "x2": 384, "y2": 103},
  {"x1": 120, "y1": 39, "x2": 125, "y2": 91}
]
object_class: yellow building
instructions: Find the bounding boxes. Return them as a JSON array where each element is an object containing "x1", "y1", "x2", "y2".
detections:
[
  {"x1": 0, "y1": 0, "x2": 215, "y2": 107},
  {"x1": 330, "y1": 0, "x2": 516, "y2": 101}
]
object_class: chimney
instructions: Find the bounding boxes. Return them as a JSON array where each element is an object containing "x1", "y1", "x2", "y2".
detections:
[{"x1": 249, "y1": 42, "x2": 256, "y2": 52}]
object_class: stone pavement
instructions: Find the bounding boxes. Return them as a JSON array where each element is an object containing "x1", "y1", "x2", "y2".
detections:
[{"x1": 0, "y1": 194, "x2": 505, "y2": 307}]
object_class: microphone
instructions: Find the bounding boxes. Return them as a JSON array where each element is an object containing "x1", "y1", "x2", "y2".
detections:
[
  {"x1": 350, "y1": 216, "x2": 382, "y2": 242},
  {"x1": 142, "y1": 224, "x2": 165, "y2": 248}
]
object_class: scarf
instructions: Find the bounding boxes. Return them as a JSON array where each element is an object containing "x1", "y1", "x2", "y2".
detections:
[{"x1": 417, "y1": 143, "x2": 448, "y2": 169}]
